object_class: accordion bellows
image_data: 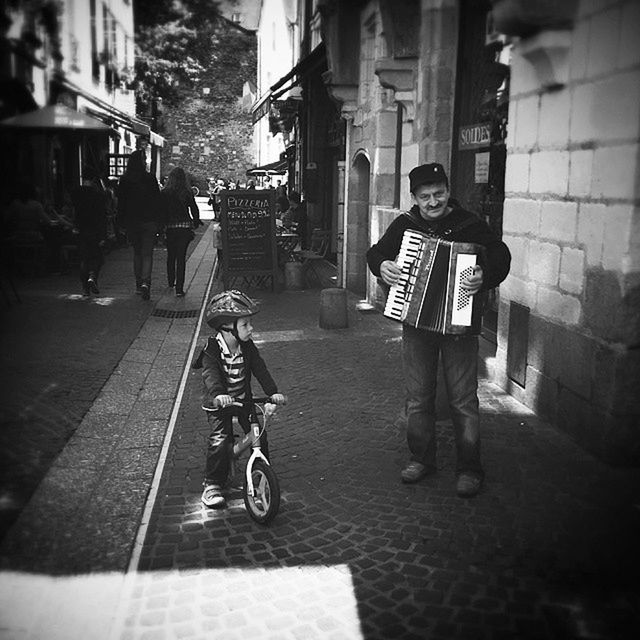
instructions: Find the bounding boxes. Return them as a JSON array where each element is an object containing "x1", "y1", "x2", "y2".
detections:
[{"x1": 384, "y1": 229, "x2": 483, "y2": 335}]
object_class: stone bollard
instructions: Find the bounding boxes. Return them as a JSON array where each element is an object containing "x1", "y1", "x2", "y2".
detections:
[
  {"x1": 319, "y1": 287, "x2": 348, "y2": 329},
  {"x1": 284, "y1": 261, "x2": 305, "y2": 290}
]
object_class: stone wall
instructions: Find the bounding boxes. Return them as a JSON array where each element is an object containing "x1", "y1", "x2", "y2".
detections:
[
  {"x1": 162, "y1": 98, "x2": 255, "y2": 186},
  {"x1": 496, "y1": 0, "x2": 640, "y2": 464},
  {"x1": 357, "y1": 0, "x2": 458, "y2": 298},
  {"x1": 157, "y1": 19, "x2": 256, "y2": 186}
]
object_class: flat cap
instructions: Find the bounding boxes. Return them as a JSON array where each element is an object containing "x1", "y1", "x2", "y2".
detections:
[{"x1": 409, "y1": 163, "x2": 448, "y2": 192}]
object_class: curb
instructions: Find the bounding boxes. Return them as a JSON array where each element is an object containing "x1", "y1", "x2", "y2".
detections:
[{"x1": 0, "y1": 225, "x2": 217, "y2": 577}]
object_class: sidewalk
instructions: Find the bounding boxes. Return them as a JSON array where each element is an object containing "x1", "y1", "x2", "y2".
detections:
[{"x1": 1, "y1": 219, "x2": 640, "y2": 640}]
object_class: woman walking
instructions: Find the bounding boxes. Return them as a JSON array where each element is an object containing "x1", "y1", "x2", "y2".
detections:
[
  {"x1": 160, "y1": 167, "x2": 201, "y2": 296},
  {"x1": 116, "y1": 150, "x2": 160, "y2": 300}
]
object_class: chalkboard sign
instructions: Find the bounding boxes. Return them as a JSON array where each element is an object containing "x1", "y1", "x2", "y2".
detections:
[{"x1": 219, "y1": 189, "x2": 278, "y2": 289}]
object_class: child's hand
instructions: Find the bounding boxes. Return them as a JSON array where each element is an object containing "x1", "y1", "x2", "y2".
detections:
[
  {"x1": 269, "y1": 393, "x2": 286, "y2": 405},
  {"x1": 214, "y1": 394, "x2": 234, "y2": 408}
]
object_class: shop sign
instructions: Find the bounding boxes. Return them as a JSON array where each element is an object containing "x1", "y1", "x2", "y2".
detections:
[
  {"x1": 252, "y1": 94, "x2": 271, "y2": 124},
  {"x1": 219, "y1": 189, "x2": 278, "y2": 290},
  {"x1": 458, "y1": 122, "x2": 491, "y2": 150},
  {"x1": 474, "y1": 152, "x2": 490, "y2": 183}
]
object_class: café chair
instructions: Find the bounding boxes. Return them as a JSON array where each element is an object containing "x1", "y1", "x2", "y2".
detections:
[{"x1": 295, "y1": 228, "x2": 331, "y2": 287}]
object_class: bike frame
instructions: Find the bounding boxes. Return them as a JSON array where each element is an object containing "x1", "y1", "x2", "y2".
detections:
[
  {"x1": 231, "y1": 414, "x2": 270, "y2": 499},
  {"x1": 227, "y1": 398, "x2": 273, "y2": 499}
]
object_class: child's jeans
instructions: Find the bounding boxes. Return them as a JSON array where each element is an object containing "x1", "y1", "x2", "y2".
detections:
[{"x1": 204, "y1": 406, "x2": 270, "y2": 486}]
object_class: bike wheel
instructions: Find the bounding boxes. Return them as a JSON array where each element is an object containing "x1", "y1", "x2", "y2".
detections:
[
  {"x1": 191, "y1": 186, "x2": 199, "y2": 196},
  {"x1": 243, "y1": 459, "x2": 280, "y2": 525}
]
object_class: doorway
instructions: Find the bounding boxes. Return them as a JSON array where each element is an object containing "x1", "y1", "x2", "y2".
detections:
[{"x1": 451, "y1": 0, "x2": 510, "y2": 344}]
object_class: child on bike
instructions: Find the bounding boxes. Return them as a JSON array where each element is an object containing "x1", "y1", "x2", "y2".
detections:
[{"x1": 194, "y1": 289, "x2": 286, "y2": 508}]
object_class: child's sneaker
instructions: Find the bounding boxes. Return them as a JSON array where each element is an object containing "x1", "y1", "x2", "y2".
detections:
[{"x1": 201, "y1": 484, "x2": 225, "y2": 508}]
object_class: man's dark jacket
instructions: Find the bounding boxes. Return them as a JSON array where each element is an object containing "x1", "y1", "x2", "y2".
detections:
[{"x1": 366, "y1": 202, "x2": 511, "y2": 292}]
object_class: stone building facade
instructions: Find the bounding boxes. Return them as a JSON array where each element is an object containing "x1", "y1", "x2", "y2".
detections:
[
  {"x1": 494, "y1": 0, "x2": 640, "y2": 464},
  {"x1": 319, "y1": 0, "x2": 639, "y2": 465}
]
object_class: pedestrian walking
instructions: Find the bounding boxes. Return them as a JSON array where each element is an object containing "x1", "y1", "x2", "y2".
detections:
[
  {"x1": 116, "y1": 149, "x2": 160, "y2": 300},
  {"x1": 160, "y1": 167, "x2": 201, "y2": 297},
  {"x1": 208, "y1": 179, "x2": 225, "y2": 220},
  {"x1": 193, "y1": 290, "x2": 286, "y2": 509},
  {"x1": 366, "y1": 163, "x2": 511, "y2": 497},
  {"x1": 71, "y1": 176, "x2": 107, "y2": 296}
]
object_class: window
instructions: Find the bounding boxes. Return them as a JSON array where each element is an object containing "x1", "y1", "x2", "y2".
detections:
[{"x1": 90, "y1": 0, "x2": 98, "y2": 81}]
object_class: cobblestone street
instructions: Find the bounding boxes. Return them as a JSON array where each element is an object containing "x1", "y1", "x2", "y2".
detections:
[
  {"x1": 1, "y1": 222, "x2": 639, "y2": 640},
  {"x1": 118, "y1": 286, "x2": 640, "y2": 640}
]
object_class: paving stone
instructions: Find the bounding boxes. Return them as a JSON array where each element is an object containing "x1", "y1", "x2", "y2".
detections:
[{"x1": 3, "y1": 230, "x2": 640, "y2": 640}]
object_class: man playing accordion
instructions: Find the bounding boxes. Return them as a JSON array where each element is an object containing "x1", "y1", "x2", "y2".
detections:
[{"x1": 367, "y1": 163, "x2": 511, "y2": 497}]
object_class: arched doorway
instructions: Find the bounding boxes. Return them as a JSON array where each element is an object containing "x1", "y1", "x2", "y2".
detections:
[{"x1": 346, "y1": 151, "x2": 370, "y2": 296}]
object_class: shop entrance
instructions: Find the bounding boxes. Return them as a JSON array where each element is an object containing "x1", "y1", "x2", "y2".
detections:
[{"x1": 451, "y1": 0, "x2": 510, "y2": 344}]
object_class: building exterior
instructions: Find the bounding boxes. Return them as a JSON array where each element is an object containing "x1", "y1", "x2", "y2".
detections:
[
  {"x1": 251, "y1": 0, "x2": 343, "y2": 253},
  {"x1": 0, "y1": 0, "x2": 162, "y2": 209},
  {"x1": 252, "y1": 0, "x2": 300, "y2": 173},
  {"x1": 492, "y1": 0, "x2": 640, "y2": 465},
  {"x1": 268, "y1": 0, "x2": 638, "y2": 465}
]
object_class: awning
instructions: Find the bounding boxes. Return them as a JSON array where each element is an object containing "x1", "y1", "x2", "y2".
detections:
[
  {"x1": 0, "y1": 104, "x2": 116, "y2": 135},
  {"x1": 269, "y1": 42, "x2": 326, "y2": 98},
  {"x1": 52, "y1": 75, "x2": 151, "y2": 137},
  {"x1": 150, "y1": 130, "x2": 165, "y2": 147},
  {"x1": 252, "y1": 43, "x2": 327, "y2": 124},
  {"x1": 246, "y1": 158, "x2": 288, "y2": 176},
  {"x1": 84, "y1": 105, "x2": 149, "y2": 137}
]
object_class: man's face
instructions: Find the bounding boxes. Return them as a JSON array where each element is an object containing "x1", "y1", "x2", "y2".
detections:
[
  {"x1": 236, "y1": 316, "x2": 253, "y2": 342},
  {"x1": 412, "y1": 182, "x2": 450, "y2": 220}
]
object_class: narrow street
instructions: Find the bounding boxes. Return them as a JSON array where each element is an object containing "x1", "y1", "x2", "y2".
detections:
[{"x1": 1, "y1": 218, "x2": 639, "y2": 639}]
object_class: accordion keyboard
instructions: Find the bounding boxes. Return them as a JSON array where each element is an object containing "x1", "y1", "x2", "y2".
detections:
[{"x1": 383, "y1": 230, "x2": 428, "y2": 321}]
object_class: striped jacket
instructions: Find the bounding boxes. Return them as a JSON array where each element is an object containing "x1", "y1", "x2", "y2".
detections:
[{"x1": 198, "y1": 335, "x2": 278, "y2": 410}]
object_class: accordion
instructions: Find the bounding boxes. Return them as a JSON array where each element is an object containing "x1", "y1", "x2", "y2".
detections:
[{"x1": 383, "y1": 230, "x2": 483, "y2": 335}]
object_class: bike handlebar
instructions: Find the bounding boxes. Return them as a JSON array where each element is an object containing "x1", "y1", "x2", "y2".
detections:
[{"x1": 213, "y1": 396, "x2": 287, "y2": 409}]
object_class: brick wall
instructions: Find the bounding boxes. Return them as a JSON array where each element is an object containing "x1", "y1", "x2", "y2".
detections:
[{"x1": 496, "y1": 0, "x2": 640, "y2": 464}]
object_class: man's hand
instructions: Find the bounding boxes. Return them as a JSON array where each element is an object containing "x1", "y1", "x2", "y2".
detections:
[
  {"x1": 461, "y1": 265, "x2": 483, "y2": 294},
  {"x1": 380, "y1": 259, "x2": 402, "y2": 287}
]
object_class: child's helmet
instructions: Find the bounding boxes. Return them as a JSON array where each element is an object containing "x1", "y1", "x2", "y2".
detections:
[{"x1": 206, "y1": 290, "x2": 258, "y2": 329}]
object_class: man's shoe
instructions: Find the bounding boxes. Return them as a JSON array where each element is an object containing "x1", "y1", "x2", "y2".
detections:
[
  {"x1": 140, "y1": 283, "x2": 150, "y2": 300},
  {"x1": 456, "y1": 473, "x2": 482, "y2": 498},
  {"x1": 175, "y1": 290, "x2": 185, "y2": 297},
  {"x1": 401, "y1": 461, "x2": 430, "y2": 484},
  {"x1": 201, "y1": 484, "x2": 226, "y2": 509}
]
